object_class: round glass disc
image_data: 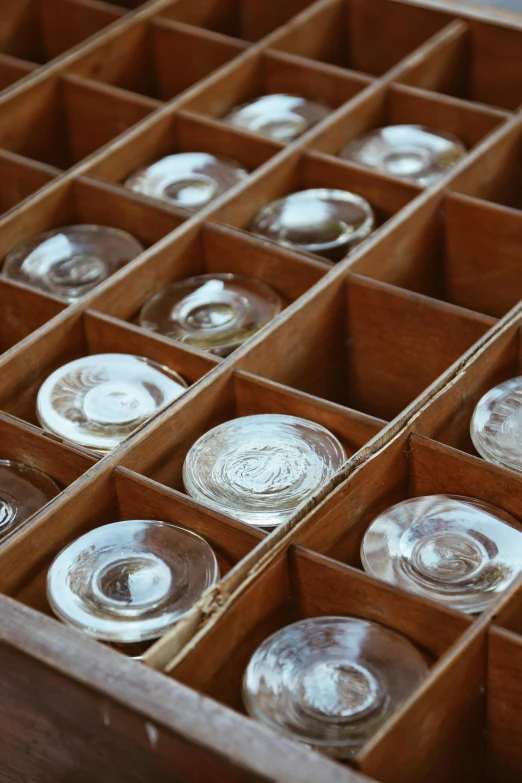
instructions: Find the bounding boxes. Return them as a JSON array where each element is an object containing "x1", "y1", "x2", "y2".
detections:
[
  {"x1": 223, "y1": 94, "x2": 332, "y2": 142},
  {"x1": 2, "y1": 225, "x2": 144, "y2": 302},
  {"x1": 0, "y1": 460, "x2": 60, "y2": 537},
  {"x1": 243, "y1": 616, "x2": 429, "y2": 757},
  {"x1": 249, "y1": 188, "x2": 374, "y2": 260},
  {"x1": 47, "y1": 520, "x2": 219, "y2": 642},
  {"x1": 339, "y1": 125, "x2": 466, "y2": 186},
  {"x1": 139, "y1": 273, "x2": 283, "y2": 356},
  {"x1": 362, "y1": 494, "x2": 522, "y2": 613},
  {"x1": 36, "y1": 353, "x2": 188, "y2": 453},
  {"x1": 183, "y1": 414, "x2": 346, "y2": 527},
  {"x1": 471, "y1": 377, "x2": 522, "y2": 473},
  {"x1": 124, "y1": 153, "x2": 248, "y2": 211}
]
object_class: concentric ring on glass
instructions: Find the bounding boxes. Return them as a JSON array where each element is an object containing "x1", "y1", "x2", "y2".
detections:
[
  {"x1": 47, "y1": 520, "x2": 219, "y2": 642},
  {"x1": 243, "y1": 616, "x2": 429, "y2": 757},
  {"x1": 0, "y1": 460, "x2": 60, "y2": 538},
  {"x1": 249, "y1": 188, "x2": 374, "y2": 260},
  {"x1": 36, "y1": 353, "x2": 188, "y2": 454},
  {"x1": 339, "y1": 125, "x2": 466, "y2": 186},
  {"x1": 183, "y1": 414, "x2": 346, "y2": 528},
  {"x1": 124, "y1": 153, "x2": 249, "y2": 211},
  {"x1": 471, "y1": 377, "x2": 522, "y2": 474},
  {"x1": 362, "y1": 494, "x2": 522, "y2": 613},
  {"x1": 139, "y1": 273, "x2": 283, "y2": 357},
  {"x1": 2, "y1": 225, "x2": 144, "y2": 302},
  {"x1": 223, "y1": 94, "x2": 332, "y2": 143}
]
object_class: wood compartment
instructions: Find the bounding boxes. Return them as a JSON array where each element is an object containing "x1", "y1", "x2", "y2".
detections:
[
  {"x1": 167, "y1": 544, "x2": 471, "y2": 751},
  {"x1": 449, "y1": 114, "x2": 522, "y2": 212},
  {"x1": 85, "y1": 107, "x2": 280, "y2": 190},
  {"x1": 294, "y1": 432, "x2": 522, "y2": 582},
  {"x1": 0, "y1": 0, "x2": 519, "y2": 780},
  {"x1": 89, "y1": 220, "x2": 329, "y2": 330},
  {"x1": 0, "y1": 175, "x2": 182, "y2": 279},
  {"x1": 0, "y1": 277, "x2": 66, "y2": 355},
  {"x1": 120, "y1": 368, "x2": 385, "y2": 493},
  {"x1": 0, "y1": 0, "x2": 123, "y2": 65},
  {"x1": 270, "y1": 0, "x2": 454, "y2": 74},
  {"x1": 397, "y1": 15, "x2": 522, "y2": 111},
  {"x1": 0, "y1": 464, "x2": 264, "y2": 621},
  {"x1": 236, "y1": 273, "x2": 495, "y2": 421},
  {"x1": 407, "y1": 318, "x2": 521, "y2": 458},
  {"x1": 69, "y1": 17, "x2": 247, "y2": 102},
  {"x1": 210, "y1": 149, "x2": 422, "y2": 259},
  {"x1": 308, "y1": 81, "x2": 508, "y2": 165},
  {"x1": 0, "y1": 412, "x2": 95, "y2": 524},
  {"x1": 0, "y1": 53, "x2": 36, "y2": 90},
  {"x1": 183, "y1": 48, "x2": 372, "y2": 125},
  {"x1": 0, "y1": 597, "x2": 366, "y2": 783},
  {"x1": 487, "y1": 627, "x2": 522, "y2": 783},
  {"x1": 0, "y1": 151, "x2": 58, "y2": 217},
  {"x1": 352, "y1": 597, "x2": 522, "y2": 783},
  {"x1": 347, "y1": 191, "x2": 522, "y2": 319},
  {"x1": 158, "y1": 0, "x2": 317, "y2": 42},
  {"x1": 0, "y1": 74, "x2": 159, "y2": 170},
  {"x1": 0, "y1": 306, "x2": 215, "y2": 436}
]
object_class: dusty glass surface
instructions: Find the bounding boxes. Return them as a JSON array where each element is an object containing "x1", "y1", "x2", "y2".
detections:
[
  {"x1": 362, "y1": 494, "x2": 522, "y2": 612},
  {"x1": 139, "y1": 273, "x2": 283, "y2": 356},
  {"x1": 47, "y1": 520, "x2": 219, "y2": 642},
  {"x1": 183, "y1": 414, "x2": 346, "y2": 527},
  {"x1": 244, "y1": 616, "x2": 429, "y2": 757},
  {"x1": 2, "y1": 225, "x2": 144, "y2": 302}
]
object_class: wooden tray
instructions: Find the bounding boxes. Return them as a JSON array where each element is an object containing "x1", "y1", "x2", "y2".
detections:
[{"x1": 1, "y1": 0, "x2": 522, "y2": 780}]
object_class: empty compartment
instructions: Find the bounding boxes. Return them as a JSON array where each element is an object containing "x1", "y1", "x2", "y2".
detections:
[
  {"x1": 0, "y1": 152, "x2": 58, "y2": 218},
  {"x1": 271, "y1": 0, "x2": 455, "y2": 75},
  {"x1": 348, "y1": 191, "x2": 522, "y2": 319},
  {"x1": 159, "y1": 0, "x2": 317, "y2": 42},
  {"x1": 236, "y1": 274, "x2": 495, "y2": 421},
  {"x1": 398, "y1": 16, "x2": 522, "y2": 112},
  {"x1": 0, "y1": 0, "x2": 123, "y2": 65},
  {"x1": 0, "y1": 277, "x2": 66, "y2": 355},
  {"x1": 0, "y1": 53, "x2": 36, "y2": 90},
  {"x1": 0, "y1": 74, "x2": 158, "y2": 170},
  {"x1": 70, "y1": 17, "x2": 247, "y2": 101},
  {"x1": 449, "y1": 115, "x2": 522, "y2": 212}
]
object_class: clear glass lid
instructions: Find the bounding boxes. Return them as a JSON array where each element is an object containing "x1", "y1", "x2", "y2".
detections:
[
  {"x1": 36, "y1": 353, "x2": 188, "y2": 453},
  {"x1": 223, "y1": 94, "x2": 332, "y2": 142},
  {"x1": 0, "y1": 460, "x2": 60, "y2": 537},
  {"x1": 339, "y1": 125, "x2": 466, "y2": 186},
  {"x1": 183, "y1": 414, "x2": 346, "y2": 528},
  {"x1": 249, "y1": 188, "x2": 374, "y2": 260},
  {"x1": 243, "y1": 616, "x2": 429, "y2": 757},
  {"x1": 124, "y1": 152, "x2": 248, "y2": 211},
  {"x1": 139, "y1": 273, "x2": 283, "y2": 356},
  {"x1": 362, "y1": 494, "x2": 522, "y2": 613},
  {"x1": 471, "y1": 377, "x2": 522, "y2": 474},
  {"x1": 47, "y1": 520, "x2": 219, "y2": 642},
  {"x1": 2, "y1": 225, "x2": 144, "y2": 302}
]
